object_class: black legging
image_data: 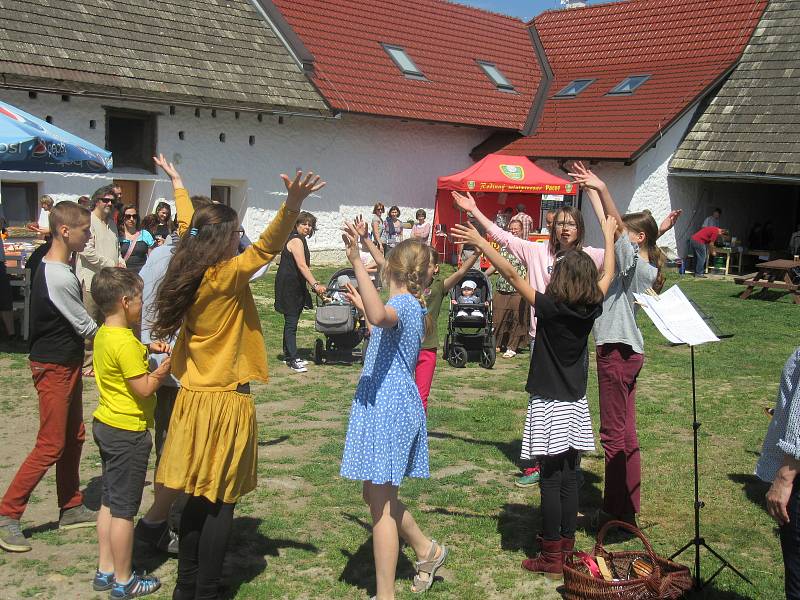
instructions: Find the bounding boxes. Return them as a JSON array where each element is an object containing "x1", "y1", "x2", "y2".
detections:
[
  {"x1": 173, "y1": 496, "x2": 236, "y2": 600},
  {"x1": 539, "y1": 449, "x2": 578, "y2": 542}
]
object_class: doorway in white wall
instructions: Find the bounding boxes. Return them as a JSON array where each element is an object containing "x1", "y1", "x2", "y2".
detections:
[{"x1": 211, "y1": 180, "x2": 247, "y2": 216}]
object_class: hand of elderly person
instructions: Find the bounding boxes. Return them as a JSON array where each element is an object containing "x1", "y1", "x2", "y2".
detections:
[{"x1": 767, "y1": 475, "x2": 794, "y2": 526}]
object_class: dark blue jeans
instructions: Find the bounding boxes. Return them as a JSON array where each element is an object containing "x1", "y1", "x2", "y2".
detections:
[
  {"x1": 282, "y1": 309, "x2": 302, "y2": 362},
  {"x1": 690, "y1": 239, "x2": 708, "y2": 276},
  {"x1": 781, "y1": 479, "x2": 800, "y2": 600}
]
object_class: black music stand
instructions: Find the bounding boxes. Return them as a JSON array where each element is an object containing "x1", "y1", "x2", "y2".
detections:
[{"x1": 665, "y1": 301, "x2": 750, "y2": 590}]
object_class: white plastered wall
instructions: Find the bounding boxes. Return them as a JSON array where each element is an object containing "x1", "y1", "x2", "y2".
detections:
[{"x1": 0, "y1": 90, "x2": 486, "y2": 262}]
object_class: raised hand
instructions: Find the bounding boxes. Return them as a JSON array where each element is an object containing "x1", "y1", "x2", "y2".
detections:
[
  {"x1": 344, "y1": 282, "x2": 365, "y2": 314},
  {"x1": 153, "y1": 153, "x2": 181, "y2": 182},
  {"x1": 281, "y1": 171, "x2": 326, "y2": 210},
  {"x1": 450, "y1": 222, "x2": 486, "y2": 249},
  {"x1": 567, "y1": 161, "x2": 606, "y2": 191},
  {"x1": 341, "y1": 229, "x2": 360, "y2": 264},
  {"x1": 659, "y1": 209, "x2": 682, "y2": 234},
  {"x1": 342, "y1": 220, "x2": 362, "y2": 242},
  {"x1": 451, "y1": 190, "x2": 477, "y2": 213},
  {"x1": 352, "y1": 215, "x2": 369, "y2": 239}
]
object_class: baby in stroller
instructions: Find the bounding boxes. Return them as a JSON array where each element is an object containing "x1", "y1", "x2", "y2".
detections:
[{"x1": 455, "y1": 280, "x2": 485, "y2": 318}]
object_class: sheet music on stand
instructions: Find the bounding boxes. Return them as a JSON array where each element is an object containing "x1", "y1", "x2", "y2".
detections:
[{"x1": 633, "y1": 285, "x2": 719, "y2": 346}]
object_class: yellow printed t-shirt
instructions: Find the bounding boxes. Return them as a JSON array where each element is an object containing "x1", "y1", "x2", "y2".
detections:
[{"x1": 93, "y1": 326, "x2": 155, "y2": 431}]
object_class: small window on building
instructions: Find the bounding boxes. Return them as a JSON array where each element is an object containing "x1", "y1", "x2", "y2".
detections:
[
  {"x1": 477, "y1": 61, "x2": 514, "y2": 91},
  {"x1": 607, "y1": 75, "x2": 650, "y2": 95},
  {"x1": 381, "y1": 44, "x2": 425, "y2": 79},
  {"x1": 553, "y1": 79, "x2": 594, "y2": 98},
  {"x1": 105, "y1": 108, "x2": 157, "y2": 172}
]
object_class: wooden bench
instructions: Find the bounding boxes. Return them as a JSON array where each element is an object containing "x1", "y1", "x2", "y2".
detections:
[{"x1": 735, "y1": 260, "x2": 800, "y2": 304}]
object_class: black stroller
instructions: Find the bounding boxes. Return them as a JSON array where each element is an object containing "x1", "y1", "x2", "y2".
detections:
[
  {"x1": 313, "y1": 268, "x2": 369, "y2": 365},
  {"x1": 443, "y1": 268, "x2": 496, "y2": 369}
]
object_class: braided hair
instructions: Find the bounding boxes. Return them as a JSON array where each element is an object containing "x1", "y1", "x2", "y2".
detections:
[{"x1": 381, "y1": 239, "x2": 433, "y2": 336}]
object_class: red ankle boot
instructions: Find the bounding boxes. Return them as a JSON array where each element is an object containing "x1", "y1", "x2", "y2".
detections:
[{"x1": 521, "y1": 538, "x2": 563, "y2": 579}]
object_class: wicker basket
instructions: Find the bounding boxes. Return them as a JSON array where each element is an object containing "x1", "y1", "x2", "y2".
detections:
[{"x1": 563, "y1": 520, "x2": 693, "y2": 600}]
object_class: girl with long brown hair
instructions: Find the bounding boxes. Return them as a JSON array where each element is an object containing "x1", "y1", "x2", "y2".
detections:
[
  {"x1": 451, "y1": 214, "x2": 617, "y2": 580},
  {"x1": 569, "y1": 161, "x2": 679, "y2": 529},
  {"x1": 150, "y1": 162, "x2": 324, "y2": 600}
]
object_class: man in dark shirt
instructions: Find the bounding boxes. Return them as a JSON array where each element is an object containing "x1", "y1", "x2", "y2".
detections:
[{"x1": 0, "y1": 202, "x2": 99, "y2": 553}]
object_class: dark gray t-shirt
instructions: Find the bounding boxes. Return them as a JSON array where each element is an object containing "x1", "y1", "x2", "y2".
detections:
[{"x1": 592, "y1": 235, "x2": 657, "y2": 354}]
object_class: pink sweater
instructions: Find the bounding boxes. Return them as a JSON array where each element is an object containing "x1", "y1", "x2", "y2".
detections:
[{"x1": 488, "y1": 223, "x2": 605, "y2": 338}]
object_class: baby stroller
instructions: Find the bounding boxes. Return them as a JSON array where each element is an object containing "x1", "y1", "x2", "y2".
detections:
[
  {"x1": 443, "y1": 268, "x2": 496, "y2": 369},
  {"x1": 313, "y1": 268, "x2": 369, "y2": 365}
]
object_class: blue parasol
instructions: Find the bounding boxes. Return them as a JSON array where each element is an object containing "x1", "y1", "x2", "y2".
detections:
[{"x1": 0, "y1": 99, "x2": 113, "y2": 173}]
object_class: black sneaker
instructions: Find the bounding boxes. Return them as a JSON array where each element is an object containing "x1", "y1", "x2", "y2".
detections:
[
  {"x1": 134, "y1": 519, "x2": 169, "y2": 550},
  {"x1": 287, "y1": 359, "x2": 308, "y2": 373},
  {"x1": 58, "y1": 505, "x2": 97, "y2": 530}
]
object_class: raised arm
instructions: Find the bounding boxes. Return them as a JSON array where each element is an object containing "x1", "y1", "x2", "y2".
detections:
[
  {"x1": 451, "y1": 191, "x2": 533, "y2": 264},
  {"x1": 350, "y1": 216, "x2": 385, "y2": 268},
  {"x1": 442, "y1": 251, "x2": 480, "y2": 292},
  {"x1": 597, "y1": 215, "x2": 618, "y2": 295},
  {"x1": 127, "y1": 356, "x2": 172, "y2": 399},
  {"x1": 342, "y1": 230, "x2": 398, "y2": 328},
  {"x1": 451, "y1": 223, "x2": 537, "y2": 306},
  {"x1": 569, "y1": 161, "x2": 623, "y2": 237},
  {"x1": 154, "y1": 154, "x2": 190, "y2": 236}
]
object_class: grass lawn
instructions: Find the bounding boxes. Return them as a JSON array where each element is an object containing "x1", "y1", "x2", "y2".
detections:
[{"x1": 0, "y1": 268, "x2": 789, "y2": 599}]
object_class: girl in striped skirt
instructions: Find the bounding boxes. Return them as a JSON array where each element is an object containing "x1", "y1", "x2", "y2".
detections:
[{"x1": 451, "y1": 211, "x2": 617, "y2": 580}]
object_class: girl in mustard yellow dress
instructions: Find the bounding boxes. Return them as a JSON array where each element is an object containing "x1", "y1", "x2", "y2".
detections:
[{"x1": 151, "y1": 163, "x2": 324, "y2": 600}]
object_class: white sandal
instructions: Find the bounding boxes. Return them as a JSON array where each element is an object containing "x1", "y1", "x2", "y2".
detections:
[{"x1": 411, "y1": 539, "x2": 448, "y2": 593}]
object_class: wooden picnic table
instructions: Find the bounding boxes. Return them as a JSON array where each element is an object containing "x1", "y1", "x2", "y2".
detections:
[{"x1": 734, "y1": 259, "x2": 800, "y2": 304}]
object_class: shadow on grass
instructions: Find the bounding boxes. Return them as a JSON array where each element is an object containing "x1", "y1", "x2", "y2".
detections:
[
  {"x1": 498, "y1": 503, "x2": 539, "y2": 557},
  {"x1": 258, "y1": 434, "x2": 290, "y2": 447},
  {"x1": 220, "y1": 516, "x2": 319, "y2": 599},
  {"x1": 21, "y1": 475, "x2": 104, "y2": 537},
  {"x1": 427, "y1": 430, "x2": 522, "y2": 467},
  {"x1": 339, "y1": 513, "x2": 416, "y2": 597},
  {"x1": 728, "y1": 288, "x2": 793, "y2": 303},
  {"x1": 728, "y1": 473, "x2": 769, "y2": 512}
]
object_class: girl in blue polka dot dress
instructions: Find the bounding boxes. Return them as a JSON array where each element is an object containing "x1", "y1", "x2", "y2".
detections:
[{"x1": 339, "y1": 230, "x2": 448, "y2": 599}]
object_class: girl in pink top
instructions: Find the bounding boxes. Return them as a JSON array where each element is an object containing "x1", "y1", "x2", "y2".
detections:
[{"x1": 451, "y1": 191, "x2": 604, "y2": 342}]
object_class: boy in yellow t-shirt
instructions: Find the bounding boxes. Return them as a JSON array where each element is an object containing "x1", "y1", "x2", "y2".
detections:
[{"x1": 90, "y1": 267, "x2": 172, "y2": 599}]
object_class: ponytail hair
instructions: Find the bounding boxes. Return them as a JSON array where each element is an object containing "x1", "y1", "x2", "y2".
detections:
[
  {"x1": 151, "y1": 203, "x2": 238, "y2": 340},
  {"x1": 622, "y1": 210, "x2": 665, "y2": 293},
  {"x1": 381, "y1": 239, "x2": 434, "y2": 338}
]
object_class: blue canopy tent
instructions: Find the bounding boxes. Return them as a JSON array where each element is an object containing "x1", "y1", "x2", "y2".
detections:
[{"x1": 0, "y1": 100, "x2": 112, "y2": 173}]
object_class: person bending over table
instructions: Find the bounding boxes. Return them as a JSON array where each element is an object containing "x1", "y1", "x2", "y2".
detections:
[{"x1": 689, "y1": 226, "x2": 726, "y2": 278}]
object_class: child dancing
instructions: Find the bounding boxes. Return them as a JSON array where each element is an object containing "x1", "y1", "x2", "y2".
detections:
[
  {"x1": 90, "y1": 268, "x2": 172, "y2": 598},
  {"x1": 348, "y1": 216, "x2": 479, "y2": 413},
  {"x1": 150, "y1": 170, "x2": 324, "y2": 600},
  {"x1": 569, "y1": 162, "x2": 678, "y2": 526},
  {"x1": 451, "y1": 213, "x2": 617, "y2": 580},
  {"x1": 339, "y1": 233, "x2": 447, "y2": 599}
]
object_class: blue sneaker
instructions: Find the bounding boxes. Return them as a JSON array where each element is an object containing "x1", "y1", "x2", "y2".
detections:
[
  {"x1": 111, "y1": 573, "x2": 161, "y2": 599},
  {"x1": 92, "y1": 570, "x2": 115, "y2": 591}
]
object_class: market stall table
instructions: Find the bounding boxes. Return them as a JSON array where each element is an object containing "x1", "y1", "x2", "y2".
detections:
[{"x1": 734, "y1": 259, "x2": 800, "y2": 304}]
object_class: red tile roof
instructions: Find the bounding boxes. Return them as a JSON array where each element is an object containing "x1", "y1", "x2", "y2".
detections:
[
  {"x1": 499, "y1": 0, "x2": 768, "y2": 160},
  {"x1": 271, "y1": 0, "x2": 540, "y2": 129}
]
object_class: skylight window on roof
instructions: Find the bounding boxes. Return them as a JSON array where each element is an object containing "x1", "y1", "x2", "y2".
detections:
[
  {"x1": 607, "y1": 75, "x2": 650, "y2": 95},
  {"x1": 381, "y1": 44, "x2": 425, "y2": 79},
  {"x1": 477, "y1": 61, "x2": 514, "y2": 91},
  {"x1": 553, "y1": 79, "x2": 594, "y2": 98}
]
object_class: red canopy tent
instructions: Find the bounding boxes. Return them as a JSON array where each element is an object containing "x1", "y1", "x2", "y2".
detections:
[{"x1": 433, "y1": 153, "x2": 576, "y2": 237}]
